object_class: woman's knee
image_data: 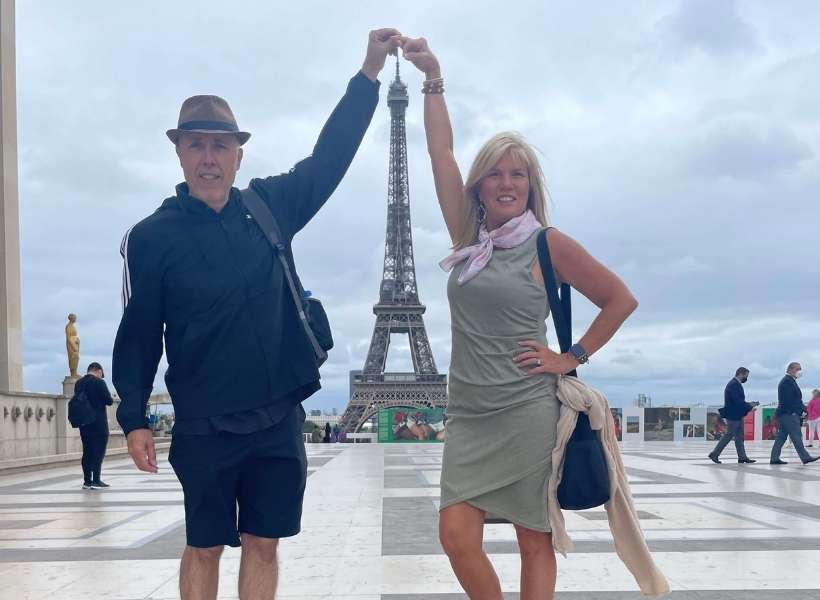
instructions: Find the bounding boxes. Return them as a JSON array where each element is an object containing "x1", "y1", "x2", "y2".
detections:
[
  {"x1": 439, "y1": 524, "x2": 482, "y2": 558},
  {"x1": 515, "y1": 527, "x2": 553, "y2": 559},
  {"x1": 439, "y1": 507, "x2": 483, "y2": 558},
  {"x1": 439, "y1": 502, "x2": 484, "y2": 558}
]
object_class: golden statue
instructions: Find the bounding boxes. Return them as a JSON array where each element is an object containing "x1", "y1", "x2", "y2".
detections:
[{"x1": 65, "y1": 313, "x2": 80, "y2": 378}]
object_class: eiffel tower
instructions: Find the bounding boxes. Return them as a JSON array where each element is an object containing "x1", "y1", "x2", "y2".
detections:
[{"x1": 340, "y1": 60, "x2": 447, "y2": 432}]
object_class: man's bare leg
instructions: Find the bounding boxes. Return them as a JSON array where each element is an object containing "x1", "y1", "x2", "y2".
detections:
[
  {"x1": 238, "y1": 533, "x2": 279, "y2": 600},
  {"x1": 180, "y1": 545, "x2": 223, "y2": 600}
]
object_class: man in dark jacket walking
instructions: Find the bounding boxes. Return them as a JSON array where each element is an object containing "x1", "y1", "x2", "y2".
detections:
[
  {"x1": 76, "y1": 362, "x2": 114, "y2": 489},
  {"x1": 113, "y1": 29, "x2": 401, "y2": 600},
  {"x1": 709, "y1": 367, "x2": 756, "y2": 464},
  {"x1": 771, "y1": 362, "x2": 819, "y2": 465}
]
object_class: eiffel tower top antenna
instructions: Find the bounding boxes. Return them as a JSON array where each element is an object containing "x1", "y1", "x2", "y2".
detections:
[
  {"x1": 339, "y1": 45, "x2": 448, "y2": 431},
  {"x1": 387, "y1": 54, "x2": 408, "y2": 109}
]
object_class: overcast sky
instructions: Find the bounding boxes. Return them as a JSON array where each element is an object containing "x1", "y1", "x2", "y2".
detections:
[{"x1": 13, "y1": 0, "x2": 820, "y2": 411}]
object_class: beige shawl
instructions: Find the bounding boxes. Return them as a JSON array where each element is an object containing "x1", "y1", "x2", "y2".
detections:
[{"x1": 548, "y1": 375, "x2": 670, "y2": 598}]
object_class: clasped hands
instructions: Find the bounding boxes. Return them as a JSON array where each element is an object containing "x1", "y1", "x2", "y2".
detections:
[
  {"x1": 362, "y1": 29, "x2": 442, "y2": 81},
  {"x1": 514, "y1": 340, "x2": 579, "y2": 376}
]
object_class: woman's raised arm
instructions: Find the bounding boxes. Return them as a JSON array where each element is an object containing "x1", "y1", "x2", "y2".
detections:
[{"x1": 403, "y1": 38, "x2": 464, "y2": 243}]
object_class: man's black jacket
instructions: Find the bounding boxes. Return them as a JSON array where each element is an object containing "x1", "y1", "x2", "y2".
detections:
[
  {"x1": 75, "y1": 374, "x2": 114, "y2": 436},
  {"x1": 721, "y1": 378, "x2": 752, "y2": 420},
  {"x1": 113, "y1": 72, "x2": 379, "y2": 435},
  {"x1": 777, "y1": 375, "x2": 805, "y2": 417}
]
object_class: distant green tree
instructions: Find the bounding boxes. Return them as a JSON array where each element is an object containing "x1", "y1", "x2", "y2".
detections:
[{"x1": 303, "y1": 419, "x2": 319, "y2": 434}]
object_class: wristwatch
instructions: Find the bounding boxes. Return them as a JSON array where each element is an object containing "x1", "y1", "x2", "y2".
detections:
[{"x1": 568, "y1": 343, "x2": 589, "y2": 365}]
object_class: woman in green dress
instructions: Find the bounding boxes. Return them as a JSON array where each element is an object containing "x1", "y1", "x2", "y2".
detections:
[{"x1": 402, "y1": 37, "x2": 640, "y2": 600}]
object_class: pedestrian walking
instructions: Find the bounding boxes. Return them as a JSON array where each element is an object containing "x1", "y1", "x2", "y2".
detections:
[
  {"x1": 806, "y1": 389, "x2": 820, "y2": 447},
  {"x1": 709, "y1": 367, "x2": 757, "y2": 464},
  {"x1": 771, "y1": 362, "x2": 819, "y2": 465}
]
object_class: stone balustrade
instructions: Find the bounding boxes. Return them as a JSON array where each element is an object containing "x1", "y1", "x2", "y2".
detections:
[{"x1": 0, "y1": 390, "x2": 126, "y2": 464}]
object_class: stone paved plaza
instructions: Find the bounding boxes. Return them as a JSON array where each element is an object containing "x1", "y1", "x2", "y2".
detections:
[{"x1": 1, "y1": 441, "x2": 820, "y2": 599}]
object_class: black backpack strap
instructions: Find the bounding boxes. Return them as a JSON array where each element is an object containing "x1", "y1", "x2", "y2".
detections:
[
  {"x1": 240, "y1": 184, "x2": 287, "y2": 249},
  {"x1": 536, "y1": 228, "x2": 577, "y2": 378},
  {"x1": 240, "y1": 186, "x2": 327, "y2": 362}
]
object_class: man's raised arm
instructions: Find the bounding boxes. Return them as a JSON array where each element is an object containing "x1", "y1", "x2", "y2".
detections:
[{"x1": 252, "y1": 29, "x2": 402, "y2": 238}]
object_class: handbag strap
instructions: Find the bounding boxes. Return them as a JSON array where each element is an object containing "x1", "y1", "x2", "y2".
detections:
[
  {"x1": 536, "y1": 228, "x2": 577, "y2": 378},
  {"x1": 240, "y1": 186, "x2": 327, "y2": 362}
]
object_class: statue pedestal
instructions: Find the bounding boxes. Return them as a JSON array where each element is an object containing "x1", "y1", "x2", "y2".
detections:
[
  {"x1": 57, "y1": 376, "x2": 80, "y2": 454},
  {"x1": 62, "y1": 375, "x2": 79, "y2": 398}
]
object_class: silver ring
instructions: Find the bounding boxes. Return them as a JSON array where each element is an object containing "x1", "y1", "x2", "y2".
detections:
[{"x1": 536, "y1": 359, "x2": 542, "y2": 366}]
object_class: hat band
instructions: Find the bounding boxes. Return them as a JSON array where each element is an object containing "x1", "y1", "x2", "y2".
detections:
[{"x1": 178, "y1": 119, "x2": 238, "y2": 133}]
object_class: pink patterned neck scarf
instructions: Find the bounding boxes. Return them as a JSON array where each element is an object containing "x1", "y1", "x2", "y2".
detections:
[{"x1": 440, "y1": 210, "x2": 543, "y2": 285}]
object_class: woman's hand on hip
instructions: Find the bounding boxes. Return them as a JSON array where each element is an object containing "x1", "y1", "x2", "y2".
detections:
[{"x1": 515, "y1": 340, "x2": 578, "y2": 376}]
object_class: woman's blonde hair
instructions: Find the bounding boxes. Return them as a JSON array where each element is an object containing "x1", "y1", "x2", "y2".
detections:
[{"x1": 454, "y1": 132, "x2": 550, "y2": 249}]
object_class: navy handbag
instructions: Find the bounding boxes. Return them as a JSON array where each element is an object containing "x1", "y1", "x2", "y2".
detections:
[{"x1": 537, "y1": 229, "x2": 611, "y2": 511}]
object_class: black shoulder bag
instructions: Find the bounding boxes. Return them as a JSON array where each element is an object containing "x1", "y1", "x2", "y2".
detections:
[
  {"x1": 240, "y1": 186, "x2": 333, "y2": 366},
  {"x1": 68, "y1": 388, "x2": 96, "y2": 429},
  {"x1": 537, "y1": 229, "x2": 610, "y2": 511}
]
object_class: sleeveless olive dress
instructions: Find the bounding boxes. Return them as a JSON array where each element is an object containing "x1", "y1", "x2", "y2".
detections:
[{"x1": 440, "y1": 228, "x2": 560, "y2": 532}]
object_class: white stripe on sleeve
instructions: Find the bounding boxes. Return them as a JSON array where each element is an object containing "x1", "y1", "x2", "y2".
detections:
[{"x1": 120, "y1": 227, "x2": 134, "y2": 311}]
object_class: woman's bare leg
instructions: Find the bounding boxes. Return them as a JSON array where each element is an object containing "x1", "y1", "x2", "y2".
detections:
[
  {"x1": 439, "y1": 503, "x2": 502, "y2": 600},
  {"x1": 515, "y1": 525, "x2": 557, "y2": 600}
]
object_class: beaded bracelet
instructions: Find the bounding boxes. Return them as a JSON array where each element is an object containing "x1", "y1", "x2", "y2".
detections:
[{"x1": 422, "y1": 77, "x2": 445, "y2": 94}]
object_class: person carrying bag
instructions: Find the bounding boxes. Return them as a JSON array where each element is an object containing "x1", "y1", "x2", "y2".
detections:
[
  {"x1": 537, "y1": 230, "x2": 610, "y2": 511},
  {"x1": 241, "y1": 186, "x2": 333, "y2": 366}
]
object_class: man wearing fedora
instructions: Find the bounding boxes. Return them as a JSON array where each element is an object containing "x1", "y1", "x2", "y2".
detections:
[{"x1": 113, "y1": 29, "x2": 401, "y2": 600}]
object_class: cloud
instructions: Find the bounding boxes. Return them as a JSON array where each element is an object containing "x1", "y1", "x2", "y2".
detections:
[
  {"x1": 655, "y1": 0, "x2": 760, "y2": 58},
  {"x1": 11, "y1": 1, "x2": 820, "y2": 416},
  {"x1": 685, "y1": 117, "x2": 813, "y2": 180},
  {"x1": 584, "y1": 314, "x2": 820, "y2": 407}
]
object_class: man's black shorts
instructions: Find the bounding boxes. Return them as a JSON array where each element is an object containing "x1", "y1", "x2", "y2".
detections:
[{"x1": 168, "y1": 404, "x2": 307, "y2": 548}]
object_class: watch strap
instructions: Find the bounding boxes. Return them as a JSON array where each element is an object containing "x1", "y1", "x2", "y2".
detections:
[{"x1": 569, "y1": 343, "x2": 589, "y2": 364}]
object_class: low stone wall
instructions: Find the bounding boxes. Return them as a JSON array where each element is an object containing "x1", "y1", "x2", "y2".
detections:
[
  {"x1": 0, "y1": 391, "x2": 126, "y2": 462},
  {"x1": 0, "y1": 438, "x2": 170, "y2": 474}
]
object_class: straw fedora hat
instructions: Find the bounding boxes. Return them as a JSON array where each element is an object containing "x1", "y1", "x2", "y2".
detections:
[{"x1": 166, "y1": 95, "x2": 251, "y2": 145}]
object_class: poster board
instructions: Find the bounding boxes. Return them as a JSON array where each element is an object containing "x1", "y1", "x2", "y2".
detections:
[
  {"x1": 645, "y1": 407, "x2": 684, "y2": 441},
  {"x1": 706, "y1": 407, "x2": 725, "y2": 441},
  {"x1": 743, "y1": 410, "x2": 756, "y2": 440},
  {"x1": 622, "y1": 407, "x2": 644, "y2": 442},
  {"x1": 610, "y1": 408, "x2": 623, "y2": 442},
  {"x1": 378, "y1": 408, "x2": 446, "y2": 443},
  {"x1": 675, "y1": 407, "x2": 707, "y2": 441},
  {"x1": 760, "y1": 407, "x2": 778, "y2": 440}
]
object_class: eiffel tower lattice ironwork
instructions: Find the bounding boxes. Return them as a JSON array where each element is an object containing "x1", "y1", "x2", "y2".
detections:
[{"x1": 340, "y1": 60, "x2": 447, "y2": 432}]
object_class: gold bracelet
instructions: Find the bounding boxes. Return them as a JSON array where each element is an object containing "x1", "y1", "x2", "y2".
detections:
[
  {"x1": 422, "y1": 76, "x2": 445, "y2": 94},
  {"x1": 422, "y1": 81, "x2": 445, "y2": 94}
]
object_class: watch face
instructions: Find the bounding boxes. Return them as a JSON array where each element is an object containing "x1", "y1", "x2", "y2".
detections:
[{"x1": 570, "y1": 344, "x2": 588, "y2": 363}]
